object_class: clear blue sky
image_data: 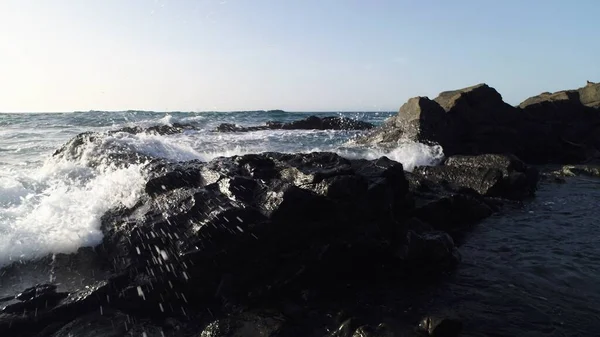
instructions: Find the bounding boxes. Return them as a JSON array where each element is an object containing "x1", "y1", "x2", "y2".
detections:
[{"x1": 0, "y1": 0, "x2": 598, "y2": 112}]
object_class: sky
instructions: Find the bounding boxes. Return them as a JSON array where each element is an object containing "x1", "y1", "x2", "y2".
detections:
[{"x1": 0, "y1": 0, "x2": 599, "y2": 112}]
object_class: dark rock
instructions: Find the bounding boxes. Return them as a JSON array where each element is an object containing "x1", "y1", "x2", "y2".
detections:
[
  {"x1": 416, "y1": 315, "x2": 463, "y2": 337},
  {"x1": 15, "y1": 284, "x2": 58, "y2": 301},
  {"x1": 109, "y1": 123, "x2": 198, "y2": 136},
  {"x1": 327, "y1": 318, "x2": 355, "y2": 337},
  {"x1": 51, "y1": 130, "x2": 152, "y2": 167},
  {"x1": 414, "y1": 154, "x2": 539, "y2": 200},
  {"x1": 215, "y1": 116, "x2": 374, "y2": 132},
  {"x1": 396, "y1": 231, "x2": 461, "y2": 276},
  {"x1": 51, "y1": 123, "x2": 199, "y2": 167},
  {"x1": 518, "y1": 89, "x2": 580, "y2": 110},
  {"x1": 552, "y1": 164, "x2": 600, "y2": 178},
  {"x1": 49, "y1": 310, "x2": 129, "y2": 337},
  {"x1": 352, "y1": 323, "x2": 395, "y2": 337},
  {"x1": 200, "y1": 311, "x2": 286, "y2": 337},
  {"x1": 357, "y1": 82, "x2": 600, "y2": 164}
]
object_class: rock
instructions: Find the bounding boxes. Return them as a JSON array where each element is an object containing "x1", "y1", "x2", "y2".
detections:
[
  {"x1": 352, "y1": 324, "x2": 395, "y2": 337},
  {"x1": 49, "y1": 310, "x2": 129, "y2": 337},
  {"x1": 579, "y1": 81, "x2": 600, "y2": 108},
  {"x1": 0, "y1": 275, "x2": 130, "y2": 337},
  {"x1": 51, "y1": 123, "x2": 199, "y2": 167},
  {"x1": 15, "y1": 284, "x2": 58, "y2": 301},
  {"x1": 396, "y1": 231, "x2": 461, "y2": 276},
  {"x1": 361, "y1": 97, "x2": 451, "y2": 145},
  {"x1": 51, "y1": 130, "x2": 152, "y2": 167},
  {"x1": 413, "y1": 154, "x2": 539, "y2": 200},
  {"x1": 410, "y1": 193, "x2": 493, "y2": 233},
  {"x1": 549, "y1": 164, "x2": 600, "y2": 178},
  {"x1": 416, "y1": 315, "x2": 463, "y2": 337},
  {"x1": 109, "y1": 123, "x2": 199, "y2": 136},
  {"x1": 215, "y1": 116, "x2": 374, "y2": 132},
  {"x1": 327, "y1": 318, "x2": 355, "y2": 337},
  {"x1": 97, "y1": 152, "x2": 418, "y2": 308},
  {"x1": 357, "y1": 82, "x2": 600, "y2": 164},
  {"x1": 518, "y1": 90, "x2": 580, "y2": 109},
  {"x1": 200, "y1": 311, "x2": 286, "y2": 337}
]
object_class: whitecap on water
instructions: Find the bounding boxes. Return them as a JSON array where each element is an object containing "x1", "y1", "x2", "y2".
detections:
[{"x1": 0, "y1": 155, "x2": 146, "y2": 268}]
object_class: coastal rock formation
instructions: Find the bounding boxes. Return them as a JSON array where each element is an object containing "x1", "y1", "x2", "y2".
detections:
[
  {"x1": 1, "y1": 127, "x2": 540, "y2": 336},
  {"x1": 357, "y1": 81, "x2": 600, "y2": 164},
  {"x1": 215, "y1": 115, "x2": 374, "y2": 132}
]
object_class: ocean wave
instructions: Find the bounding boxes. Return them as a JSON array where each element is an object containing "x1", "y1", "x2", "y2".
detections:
[{"x1": 0, "y1": 153, "x2": 146, "y2": 268}]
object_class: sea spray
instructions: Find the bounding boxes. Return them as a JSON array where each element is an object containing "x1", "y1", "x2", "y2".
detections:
[{"x1": 0, "y1": 150, "x2": 147, "y2": 268}]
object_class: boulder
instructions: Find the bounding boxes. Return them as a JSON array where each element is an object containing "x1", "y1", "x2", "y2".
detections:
[
  {"x1": 416, "y1": 315, "x2": 463, "y2": 337},
  {"x1": 215, "y1": 116, "x2": 374, "y2": 132},
  {"x1": 358, "y1": 82, "x2": 600, "y2": 164},
  {"x1": 360, "y1": 97, "x2": 450, "y2": 145},
  {"x1": 518, "y1": 90, "x2": 580, "y2": 110},
  {"x1": 413, "y1": 154, "x2": 539, "y2": 200},
  {"x1": 579, "y1": 81, "x2": 600, "y2": 108},
  {"x1": 108, "y1": 123, "x2": 198, "y2": 136},
  {"x1": 200, "y1": 311, "x2": 286, "y2": 337},
  {"x1": 395, "y1": 230, "x2": 461, "y2": 276},
  {"x1": 352, "y1": 324, "x2": 395, "y2": 337}
]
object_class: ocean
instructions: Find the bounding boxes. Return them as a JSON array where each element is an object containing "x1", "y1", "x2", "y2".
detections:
[{"x1": 2, "y1": 111, "x2": 600, "y2": 336}]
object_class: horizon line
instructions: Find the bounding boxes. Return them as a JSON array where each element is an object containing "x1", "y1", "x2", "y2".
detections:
[{"x1": 0, "y1": 109, "x2": 397, "y2": 114}]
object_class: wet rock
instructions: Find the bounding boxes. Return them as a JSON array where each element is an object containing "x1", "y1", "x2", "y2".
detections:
[
  {"x1": 49, "y1": 310, "x2": 129, "y2": 337},
  {"x1": 3, "y1": 285, "x2": 69, "y2": 314},
  {"x1": 109, "y1": 123, "x2": 199, "y2": 136},
  {"x1": 416, "y1": 315, "x2": 463, "y2": 337},
  {"x1": 200, "y1": 311, "x2": 286, "y2": 337},
  {"x1": 215, "y1": 116, "x2": 374, "y2": 132},
  {"x1": 396, "y1": 231, "x2": 461, "y2": 275},
  {"x1": 97, "y1": 152, "x2": 419, "y2": 308},
  {"x1": 405, "y1": 171, "x2": 494, "y2": 233},
  {"x1": 0, "y1": 275, "x2": 130, "y2": 337},
  {"x1": 15, "y1": 284, "x2": 58, "y2": 301},
  {"x1": 357, "y1": 82, "x2": 600, "y2": 164},
  {"x1": 51, "y1": 123, "x2": 199, "y2": 167},
  {"x1": 413, "y1": 154, "x2": 539, "y2": 200},
  {"x1": 51, "y1": 130, "x2": 153, "y2": 167},
  {"x1": 352, "y1": 323, "x2": 395, "y2": 337},
  {"x1": 327, "y1": 318, "x2": 355, "y2": 337},
  {"x1": 552, "y1": 164, "x2": 600, "y2": 178}
]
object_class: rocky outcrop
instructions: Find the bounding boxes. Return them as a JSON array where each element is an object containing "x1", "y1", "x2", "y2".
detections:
[
  {"x1": 216, "y1": 116, "x2": 374, "y2": 132},
  {"x1": 413, "y1": 154, "x2": 538, "y2": 200},
  {"x1": 357, "y1": 82, "x2": 600, "y2": 164},
  {"x1": 1, "y1": 125, "x2": 541, "y2": 336}
]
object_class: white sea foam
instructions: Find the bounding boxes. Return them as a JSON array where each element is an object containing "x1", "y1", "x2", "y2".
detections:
[
  {"x1": 337, "y1": 140, "x2": 445, "y2": 171},
  {"x1": 0, "y1": 154, "x2": 146, "y2": 268}
]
